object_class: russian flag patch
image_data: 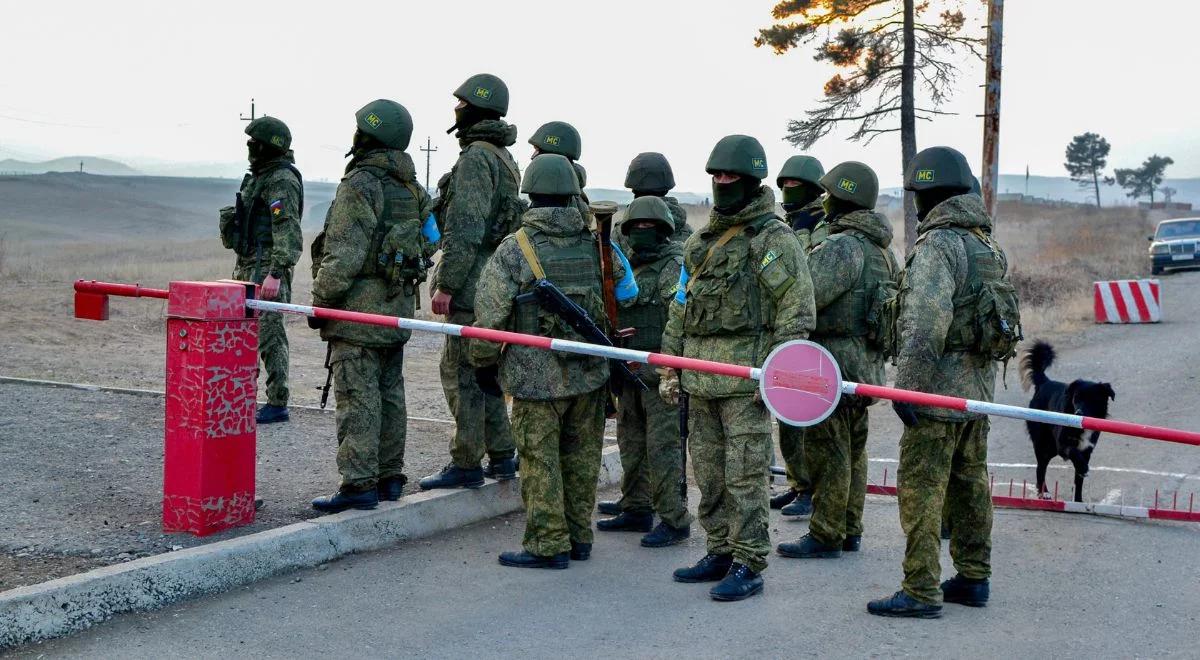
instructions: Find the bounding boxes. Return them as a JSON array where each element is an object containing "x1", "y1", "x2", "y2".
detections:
[{"x1": 270, "y1": 199, "x2": 284, "y2": 217}]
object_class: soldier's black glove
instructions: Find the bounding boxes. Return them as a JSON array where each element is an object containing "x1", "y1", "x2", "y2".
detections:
[
  {"x1": 892, "y1": 401, "x2": 919, "y2": 428},
  {"x1": 475, "y1": 365, "x2": 503, "y2": 397},
  {"x1": 307, "y1": 316, "x2": 326, "y2": 330}
]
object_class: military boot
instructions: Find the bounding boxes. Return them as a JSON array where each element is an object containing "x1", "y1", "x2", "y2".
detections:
[
  {"x1": 311, "y1": 486, "x2": 379, "y2": 513},
  {"x1": 672, "y1": 553, "x2": 733, "y2": 583},
  {"x1": 596, "y1": 500, "x2": 622, "y2": 516},
  {"x1": 570, "y1": 541, "x2": 591, "y2": 561},
  {"x1": 776, "y1": 533, "x2": 842, "y2": 559},
  {"x1": 709, "y1": 563, "x2": 764, "y2": 602},
  {"x1": 640, "y1": 522, "x2": 690, "y2": 548},
  {"x1": 867, "y1": 591, "x2": 943, "y2": 619},
  {"x1": 498, "y1": 550, "x2": 569, "y2": 570},
  {"x1": 780, "y1": 492, "x2": 813, "y2": 518},
  {"x1": 377, "y1": 475, "x2": 407, "y2": 502},
  {"x1": 770, "y1": 488, "x2": 798, "y2": 510},
  {"x1": 596, "y1": 511, "x2": 653, "y2": 533},
  {"x1": 255, "y1": 404, "x2": 289, "y2": 425},
  {"x1": 842, "y1": 535, "x2": 862, "y2": 552},
  {"x1": 483, "y1": 457, "x2": 518, "y2": 481},
  {"x1": 418, "y1": 464, "x2": 484, "y2": 490},
  {"x1": 941, "y1": 574, "x2": 989, "y2": 607}
]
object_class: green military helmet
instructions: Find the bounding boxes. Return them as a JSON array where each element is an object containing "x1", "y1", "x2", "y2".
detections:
[
  {"x1": 521, "y1": 153, "x2": 581, "y2": 196},
  {"x1": 572, "y1": 161, "x2": 588, "y2": 188},
  {"x1": 453, "y1": 73, "x2": 510, "y2": 116},
  {"x1": 777, "y1": 155, "x2": 825, "y2": 188},
  {"x1": 904, "y1": 146, "x2": 974, "y2": 192},
  {"x1": 529, "y1": 121, "x2": 581, "y2": 160},
  {"x1": 624, "y1": 152, "x2": 676, "y2": 192},
  {"x1": 819, "y1": 161, "x2": 879, "y2": 209},
  {"x1": 355, "y1": 99, "x2": 413, "y2": 151},
  {"x1": 244, "y1": 116, "x2": 291, "y2": 151},
  {"x1": 705, "y1": 134, "x2": 769, "y2": 180},
  {"x1": 970, "y1": 175, "x2": 982, "y2": 196},
  {"x1": 620, "y1": 196, "x2": 674, "y2": 235}
]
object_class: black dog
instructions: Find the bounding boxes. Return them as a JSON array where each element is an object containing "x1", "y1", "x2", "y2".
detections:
[{"x1": 1020, "y1": 341, "x2": 1116, "y2": 503}]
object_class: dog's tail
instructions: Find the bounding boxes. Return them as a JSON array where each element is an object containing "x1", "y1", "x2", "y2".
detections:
[{"x1": 1019, "y1": 340, "x2": 1055, "y2": 391}]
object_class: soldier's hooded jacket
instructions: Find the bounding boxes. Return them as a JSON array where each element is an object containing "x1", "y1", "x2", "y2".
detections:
[
  {"x1": 471, "y1": 205, "x2": 634, "y2": 400},
  {"x1": 220, "y1": 155, "x2": 304, "y2": 281},
  {"x1": 661, "y1": 186, "x2": 816, "y2": 398},
  {"x1": 432, "y1": 119, "x2": 523, "y2": 313},
  {"x1": 807, "y1": 208, "x2": 897, "y2": 399},
  {"x1": 312, "y1": 149, "x2": 434, "y2": 347},
  {"x1": 893, "y1": 193, "x2": 1008, "y2": 421}
]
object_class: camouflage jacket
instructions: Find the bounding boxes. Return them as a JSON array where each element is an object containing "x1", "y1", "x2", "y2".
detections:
[
  {"x1": 431, "y1": 119, "x2": 521, "y2": 313},
  {"x1": 661, "y1": 186, "x2": 815, "y2": 398},
  {"x1": 312, "y1": 150, "x2": 433, "y2": 347},
  {"x1": 808, "y1": 209, "x2": 897, "y2": 402},
  {"x1": 219, "y1": 156, "x2": 303, "y2": 282},
  {"x1": 470, "y1": 205, "x2": 629, "y2": 400},
  {"x1": 620, "y1": 240, "x2": 684, "y2": 384},
  {"x1": 894, "y1": 194, "x2": 1002, "y2": 421}
]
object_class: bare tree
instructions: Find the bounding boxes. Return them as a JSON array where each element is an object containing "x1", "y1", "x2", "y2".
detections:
[{"x1": 755, "y1": 0, "x2": 985, "y2": 253}]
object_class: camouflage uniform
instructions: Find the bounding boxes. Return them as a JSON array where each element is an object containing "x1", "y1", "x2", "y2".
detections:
[
  {"x1": 434, "y1": 119, "x2": 520, "y2": 469},
  {"x1": 894, "y1": 194, "x2": 1005, "y2": 604},
  {"x1": 219, "y1": 156, "x2": 303, "y2": 407},
  {"x1": 614, "y1": 240, "x2": 692, "y2": 529},
  {"x1": 802, "y1": 209, "x2": 897, "y2": 546},
  {"x1": 471, "y1": 205, "x2": 623, "y2": 557},
  {"x1": 311, "y1": 149, "x2": 433, "y2": 489},
  {"x1": 661, "y1": 186, "x2": 816, "y2": 572}
]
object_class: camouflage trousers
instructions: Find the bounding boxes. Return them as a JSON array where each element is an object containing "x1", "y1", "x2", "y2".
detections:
[
  {"x1": 898, "y1": 417, "x2": 993, "y2": 604},
  {"x1": 615, "y1": 380, "x2": 693, "y2": 529},
  {"x1": 778, "y1": 424, "x2": 812, "y2": 494},
  {"x1": 690, "y1": 395, "x2": 772, "y2": 573},
  {"x1": 233, "y1": 264, "x2": 291, "y2": 407},
  {"x1": 440, "y1": 311, "x2": 515, "y2": 468},
  {"x1": 512, "y1": 388, "x2": 606, "y2": 557},
  {"x1": 330, "y1": 341, "x2": 407, "y2": 489},
  {"x1": 802, "y1": 403, "x2": 869, "y2": 545}
]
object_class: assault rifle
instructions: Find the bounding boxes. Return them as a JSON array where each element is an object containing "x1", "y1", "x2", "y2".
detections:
[{"x1": 514, "y1": 279, "x2": 647, "y2": 391}]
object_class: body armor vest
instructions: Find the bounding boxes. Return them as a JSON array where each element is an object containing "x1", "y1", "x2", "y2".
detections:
[
  {"x1": 243, "y1": 163, "x2": 304, "y2": 258},
  {"x1": 355, "y1": 165, "x2": 423, "y2": 282},
  {"x1": 682, "y1": 214, "x2": 779, "y2": 337},
  {"x1": 814, "y1": 230, "x2": 897, "y2": 338},
  {"x1": 513, "y1": 227, "x2": 605, "y2": 347},
  {"x1": 623, "y1": 253, "x2": 680, "y2": 352}
]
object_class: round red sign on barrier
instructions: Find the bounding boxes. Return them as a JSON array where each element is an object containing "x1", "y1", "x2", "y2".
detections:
[{"x1": 759, "y1": 340, "x2": 843, "y2": 427}]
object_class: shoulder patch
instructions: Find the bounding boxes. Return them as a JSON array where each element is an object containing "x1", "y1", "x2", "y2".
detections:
[
  {"x1": 760, "y1": 249, "x2": 779, "y2": 270},
  {"x1": 270, "y1": 199, "x2": 284, "y2": 217}
]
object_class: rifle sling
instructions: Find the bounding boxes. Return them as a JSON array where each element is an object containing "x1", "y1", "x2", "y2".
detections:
[
  {"x1": 685, "y1": 224, "x2": 744, "y2": 294},
  {"x1": 514, "y1": 228, "x2": 547, "y2": 280}
]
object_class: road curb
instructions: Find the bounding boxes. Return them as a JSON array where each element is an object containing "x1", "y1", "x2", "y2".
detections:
[{"x1": 0, "y1": 445, "x2": 624, "y2": 649}]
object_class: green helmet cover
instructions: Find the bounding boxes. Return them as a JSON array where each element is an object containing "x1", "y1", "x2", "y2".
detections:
[
  {"x1": 819, "y1": 161, "x2": 879, "y2": 209},
  {"x1": 970, "y1": 175, "x2": 982, "y2": 196},
  {"x1": 244, "y1": 116, "x2": 291, "y2": 151},
  {"x1": 904, "y1": 146, "x2": 974, "y2": 192},
  {"x1": 529, "y1": 121, "x2": 581, "y2": 160},
  {"x1": 621, "y1": 196, "x2": 673, "y2": 235},
  {"x1": 777, "y1": 155, "x2": 825, "y2": 188},
  {"x1": 521, "y1": 153, "x2": 580, "y2": 196},
  {"x1": 624, "y1": 152, "x2": 676, "y2": 191},
  {"x1": 705, "y1": 135, "x2": 769, "y2": 180},
  {"x1": 355, "y1": 99, "x2": 413, "y2": 151},
  {"x1": 453, "y1": 73, "x2": 510, "y2": 116}
]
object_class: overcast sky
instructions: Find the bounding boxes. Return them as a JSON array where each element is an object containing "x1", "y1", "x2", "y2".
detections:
[{"x1": 1, "y1": 0, "x2": 1197, "y2": 191}]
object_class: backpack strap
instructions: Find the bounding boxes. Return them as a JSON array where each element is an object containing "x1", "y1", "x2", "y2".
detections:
[
  {"x1": 514, "y1": 228, "x2": 546, "y2": 280},
  {"x1": 471, "y1": 141, "x2": 520, "y2": 187}
]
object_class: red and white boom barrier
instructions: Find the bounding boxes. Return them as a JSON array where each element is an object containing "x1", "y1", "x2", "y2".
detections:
[{"x1": 1094, "y1": 279, "x2": 1161, "y2": 324}]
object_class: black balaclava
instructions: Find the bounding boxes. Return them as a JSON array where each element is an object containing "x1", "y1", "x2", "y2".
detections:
[
  {"x1": 821, "y1": 195, "x2": 866, "y2": 223},
  {"x1": 528, "y1": 193, "x2": 571, "y2": 209},
  {"x1": 632, "y1": 189, "x2": 670, "y2": 199},
  {"x1": 914, "y1": 187, "x2": 969, "y2": 221},
  {"x1": 780, "y1": 181, "x2": 821, "y2": 211},
  {"x1": 345, "y1": 129, "x2": 387, "y2": 160},
  {"x1": 447, "y1": 104, "x2": 501, "y2": 134},
  {"x1": 712, "y1": 176, "x2": 760, "y2": 215},
  {"x1": 247, "y1": 139, "x2": 285, "y2": 169}
]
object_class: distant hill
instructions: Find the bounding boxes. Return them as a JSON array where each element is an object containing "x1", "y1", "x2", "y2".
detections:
[
  {"x1": 584, "y1": 188, "x2": 708, "y2": 205},
  {"x1": 0, "y1": 172, "x2": 336, "y2": 242},
  {"x1": 884, "y1": 175, "x2": 1200, "y2": 207},
  {"x1": 0, "y1": 156, "x2": 140, "y2": 177}
]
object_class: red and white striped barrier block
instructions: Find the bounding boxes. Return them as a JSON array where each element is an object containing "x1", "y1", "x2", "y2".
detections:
[{"x1": 1094, "y1": 279, "x2": 1161, "y2": 324}]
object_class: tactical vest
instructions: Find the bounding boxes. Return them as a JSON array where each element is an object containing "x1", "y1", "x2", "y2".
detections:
[
  {"x1": 682, "y1": 214, "x2": 779, "y2": 337},
  {"x1": 354, "y1": 165, "x2": 424, "y2": 283},
  {"x1": 242, "y1": 163, "x2": 304, "y2": 258},
  {"x1": 937, "y1": 227, "x2": 1022, "y2": 358},
  {"x1": 624, "y1": 253, "x2": 681, "y2": 352},
  {"x1": 513, "y1": 227, "x2": 606, "y2": 350},
  {"x1": 814, "y1": 231, "x2": 897, "y2": 338}
]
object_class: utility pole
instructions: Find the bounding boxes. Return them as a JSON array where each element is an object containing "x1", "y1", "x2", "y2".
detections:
[
  {"x1": 240, "y1": 98, "x2": 256, "y2": 122},
  {"x1": 420, "y1": 137, "x2": 438, "y2": 191},
  {"x1": 980, "y1": 0, "x2": 1004, "y2": 222}
]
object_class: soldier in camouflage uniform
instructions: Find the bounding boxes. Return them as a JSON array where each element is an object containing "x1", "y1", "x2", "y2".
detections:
[
  {"x1": 776, "y1": 161, "x2": 898, "y2": 559},
  {"x1": 869, "y1": 146, "x2": 1020, "y2": 618},
  {"x1": 595, "y1": 196, "x2": 693, "y2": 547},
  {"x1": 661, "y1": 135, "x2": 815, "y2": 601},
  {"x1": 614, "y1": 152, "x2": 692, "y2": 245},
  {"x1": 421, "y1": 73, "x2": 520, "y2": 490},
  {"x1": 471, "y1": 154, "x2": 636, "y2": 569},
  {"x1": 218, "y1": 116, "x2": 303, "y2": 425},
  {"x1": 308, "y1": 100, "x2": 437, "y2": 513},
  {"x1": 528, "y1": 121, "x2": 592, "y2": 222},
  {"x1": 770, "y1": 154, "x2": 827, "y2": 517}
]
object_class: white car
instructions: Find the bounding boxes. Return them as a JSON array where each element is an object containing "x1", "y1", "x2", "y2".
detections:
[{"x1": 1149, "y1": 218, "x2": 1200, "y2": 275}]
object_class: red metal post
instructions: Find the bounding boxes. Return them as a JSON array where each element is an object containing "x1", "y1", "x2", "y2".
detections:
[{"x1": 162, "y1": 281, "x2": 259, "y2": 536}]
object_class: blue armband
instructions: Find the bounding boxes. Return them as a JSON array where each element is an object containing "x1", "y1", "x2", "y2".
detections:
[
  {"x1": 422, "y1": 213, "x2": 440, "y2": 244},
  {"x1": 674, "y1": 265, "x2": 689, "y2": 305},
  {"x1": 612, "y1": 244, "x2": 638, "y2": 302}
]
